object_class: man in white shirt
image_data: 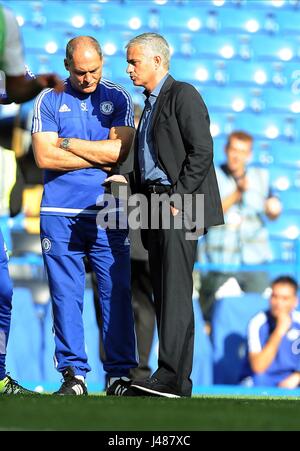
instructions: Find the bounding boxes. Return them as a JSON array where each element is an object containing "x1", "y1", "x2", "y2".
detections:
[{"x1": 199, "y1": 131, "x2": 282, "y2": 323}]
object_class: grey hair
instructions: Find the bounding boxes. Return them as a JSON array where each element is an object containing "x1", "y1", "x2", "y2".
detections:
[
  {"x1": 126, "y1": 33, "x2": 170, "y2": 69},
  {"x1": 66, "y1": 36, "x2": 103, "y2": 62}
]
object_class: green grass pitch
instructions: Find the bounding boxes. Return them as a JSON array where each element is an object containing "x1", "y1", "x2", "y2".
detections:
[{"x1": 1, "y1": 395, "x2": 300, "y2": 431}]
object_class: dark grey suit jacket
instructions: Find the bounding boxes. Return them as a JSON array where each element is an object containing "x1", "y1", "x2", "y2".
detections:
[{"x1": 129, "y1": 75, "x2": 224, "y2": 229}]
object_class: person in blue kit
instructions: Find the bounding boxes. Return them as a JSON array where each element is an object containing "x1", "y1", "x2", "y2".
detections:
[
  {"x1": 0, "y1": 5, "x2": 63, "y2": 395},
  {"x1": 31, "y1": 36, "x2": 137, "y2": 396},
  {"x1": 242, "y1": 276, "x2": 300, "y2": 388}
]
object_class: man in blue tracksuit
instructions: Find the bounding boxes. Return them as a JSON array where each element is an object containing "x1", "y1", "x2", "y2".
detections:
[
  {"x1": 32, "y1": 36, "x2": 137, "y2": 395},
  {"x1": 242, "y1": 276, "x2": 300, "y2": 388}
]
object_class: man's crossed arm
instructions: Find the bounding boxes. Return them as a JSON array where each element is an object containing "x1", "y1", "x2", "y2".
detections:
[{"x1": 32, "y1": 126, "x2": 135, "y2": 172}]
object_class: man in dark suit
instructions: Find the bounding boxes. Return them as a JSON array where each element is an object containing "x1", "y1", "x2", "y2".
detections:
[{"x1": 125, "y1": 33, "x2": 224, "y2": 398}]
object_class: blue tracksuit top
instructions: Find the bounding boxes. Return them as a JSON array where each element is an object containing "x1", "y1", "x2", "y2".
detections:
[{"x1": 32, "y1": 78, "x2": 134, "y2": 216}]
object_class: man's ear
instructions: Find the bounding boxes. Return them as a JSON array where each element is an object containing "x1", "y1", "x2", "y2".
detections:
[
  {"x1": 64, "y1": 59, "x2": 69, "y2": 71},
  {"x1": 153, "y1": 55, "x2": 162, "y2": 69}
]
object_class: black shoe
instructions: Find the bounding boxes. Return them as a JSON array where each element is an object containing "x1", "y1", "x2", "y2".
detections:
[
  {"x1": 106, "y1": 377, "x2": 131, "y2": 396},
  {"x1": 131, "y1": 377, "x2": 181, "y2": 398},
  {"x1": 53, "y1": 367, "x2": 88, "y2": 396},
  {"x1": 0, "y1": 375, "x2": 37, "y2": 395}
]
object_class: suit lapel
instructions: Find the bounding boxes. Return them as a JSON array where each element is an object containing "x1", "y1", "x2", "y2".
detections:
[
  {"x1": 133, "y1": 75, "x2": 175, "y2": 185},
  {"x1": 151, "y1": 75, "x2": 175, "y2": 132},
  {"x1": 133, "y1": 107, "x2": 145, "y2": 186}
]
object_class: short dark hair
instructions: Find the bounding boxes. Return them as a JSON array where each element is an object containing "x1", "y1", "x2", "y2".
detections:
[
  {"x1": 225, "y1": 131, "x2": 253, "y2": 151},
  {"x1": 272, "y1": 276, "x2": 298, "y2": 294}
]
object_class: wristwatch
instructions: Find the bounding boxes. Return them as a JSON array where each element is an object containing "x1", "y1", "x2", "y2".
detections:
[{"x1": 60, "y1": 138, "x2": 70, "y2": 151}]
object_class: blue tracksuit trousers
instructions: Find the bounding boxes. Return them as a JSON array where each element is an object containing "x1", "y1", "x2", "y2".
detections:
[
  {"x1": 40, "y1": 215, "x2": 137, "y2": 378},
  {"x1": 0, "y1": 228, "x2": 13, "y2": 379}
]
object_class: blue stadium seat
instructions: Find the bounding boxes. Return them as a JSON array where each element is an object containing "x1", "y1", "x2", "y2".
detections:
[
  {"x1": 268, "y1": 141, "x2": 300, "y2": 168},
  {"x1": 154, "y1": 0, "x2": 212, "y2": 8},
  {"x1": 209, "y1": 113, "x2": 237, "y2": 139},
  {"x1": 227, "y1": 61, "x2": 273, "y2": 87},
  {"x1": 269, "y1": 165, "x2": 300, "y2": 191},
  {"x1": 42, "y1": 2, "x2": 89, "y2": 29},
  {"x1": 277, "y1": 189, "x2": 300, "y2": 213},
  {"x1": 191, "y1": 299, "x2": 213, "y2": 387},
  {"x1": 216, "y1": 8, "x2": 270, "y2": 34},
  {"x1": 157, "y1": 5, "x2": 207, "y2": 32},
  {"x1": 210, "y1": 0, "x2": 243, "y2": 8},
  {"x1": 148, "y1": 299, "x2": 213, "y2": 388},
  {"x1": 6, "y1": 1, "x2": 45, "y2": 27},
  {"x1": 272, "y1": 10, "x2": 300, "y2": 34},
  {"x1": 171, "y1": 58, "x2": 230, "y2": 85},
  {"x1": 282, "y1": 63, "x2": 300, "y2": 93},
  {"x1": 94, "y1": 30, "x2": 139, "y2": 59},
  {"x1": 251, "y1": 36, "x2": 297, "y2": 62},
  {"x1": 22, "y1": 26, "x2": 67, "y2": 54},
  {"x1": 105, "y1": 56, "x2": 129, "y2": 83},
  {"x1": 263, "y1": 88, "x2": 300, "y2": 114},
  {"x1": 248, "y1": 0, "x2": 292, "y2": 9},
  {"x1": 269, "y1": 236, "x2": 297, "y2": 263},
  {"x1": 212, "y1": 294, "x2": 269, "y2": 384},
  {"x1": 202, "y1": 87, "x2": 251, "y2": 113},
  {"x1": 233, "y1": 113, "x2": 293, "y2": 140},
  {"x1": 25, "y1": 53, "x2": 67, "y2": 78},
  {"x1": 250, "y1": 140, "x2": 273, "y2": 165},
  {"x1": 157, "y1": 33, "x2": 195, "y2": 58},
  {"x1": 170, "y1": 58, "x2": 217, "y2": 84},
  {"x1": 266, "y1": 213, "x2": 300, "y2": 240},
  {"x1": 94, "y1": 4, "x2": 150, "y2": 32},
  {"x1": 193, "y1": 35, "x2": 239, "y2": 60}
]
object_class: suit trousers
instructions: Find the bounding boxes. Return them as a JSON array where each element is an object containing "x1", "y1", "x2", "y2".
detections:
[{"x1": 145, "y1": 203, "x2": 198, "y2": 396}]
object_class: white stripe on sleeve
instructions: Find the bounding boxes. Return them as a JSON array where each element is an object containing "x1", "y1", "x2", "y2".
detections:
[
  {"x1": 247, "y1": 312, "x2": 267, "y2": 354},
  {"x1": 32, "y1": 88, "x2": 53, "y2": 133}
]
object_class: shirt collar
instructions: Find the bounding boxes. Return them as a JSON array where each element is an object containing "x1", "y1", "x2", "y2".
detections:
[{"x1": 143, "y1": 73, "x2": 169, "y2": 100}]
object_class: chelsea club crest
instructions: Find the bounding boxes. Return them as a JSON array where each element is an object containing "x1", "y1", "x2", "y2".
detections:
[
  {"x1": 42, "y1": 238, "x2": 52, "y2": 253},
  {"x1": 100, "y1": 101, "x2": 114, "y2": 115}
]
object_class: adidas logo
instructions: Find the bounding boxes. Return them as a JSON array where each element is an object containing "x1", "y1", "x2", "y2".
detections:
[
  {"x1": 114, "y1": 384, "x2": 128, "y2": 396},
  {"x1": 59, "y1": 104, "x2": 71, "y2": 113},
  {"x1": 72, "y1": 383, "x2": 85, "y2": 396}
]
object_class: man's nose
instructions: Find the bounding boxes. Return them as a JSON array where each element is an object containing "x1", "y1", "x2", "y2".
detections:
[
  {"x1": 126, "y1": 63, "x2": 133, "y2": 74},
  {"x1": 84, "y1": 73, "x2": 92, "y2": 83}
]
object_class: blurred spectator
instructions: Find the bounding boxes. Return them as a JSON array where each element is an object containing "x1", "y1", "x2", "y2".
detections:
[
  {"x1": 0, "y1": 145, "x2": 17, "y2": 250},
  {"x1": 241, "y1": 276, "x2": 300, "y2": 388},
  {"x1": 199, "y1": 131, "x2": 282, "y2": 323},
  {"x1": 0, "y1": 3, "x2": 62, "y2": 395},
  {"x1": 9, "y1": 103, "x2": 44, "y2": 233},
  {"x1": 0, "y1": 7, "x2": 63, "y2": 104}
]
